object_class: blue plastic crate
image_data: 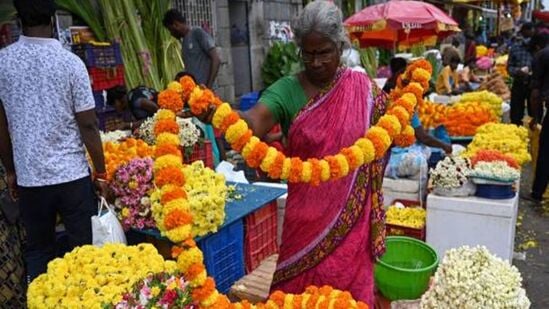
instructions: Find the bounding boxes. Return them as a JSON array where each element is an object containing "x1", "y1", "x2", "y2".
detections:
[
  {"x1": 239, "y1": 92, "x2": 260, "y2": 111},
  {"x1": 197, "y1": 219, "x2": 245, "y2": 293},
  {"x1": 93, "y1": 91, "x2": 105, "y2": 109},
  {"x1": 72, "y1": 43, "x2": 123, "y2": 68}
]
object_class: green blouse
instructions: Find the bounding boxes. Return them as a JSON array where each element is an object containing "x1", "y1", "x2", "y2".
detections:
[{"x1": 259, "y1": 75, "x2": 308, "y2": 136}]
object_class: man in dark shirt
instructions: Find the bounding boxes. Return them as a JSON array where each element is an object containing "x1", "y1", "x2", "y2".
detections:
[
  {"x1": 529, "y1": 33, "x2": 549, "y2": 203},
  {"x1": 163, "y1": 9, "x2": 221, "y2": 89},
  {"x1": 507, "y1": 22, "x2": 535, "y2": 125}
]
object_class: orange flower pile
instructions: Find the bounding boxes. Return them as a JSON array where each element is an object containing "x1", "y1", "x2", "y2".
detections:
[
  {"x1": 417, "y1": 100, "x2": 448, "y2": 129},
  {"x1": 470, "y1": 149, "x2": 520, "y2": 169},
  {"x1": 229, "y1": 286, "x2": 368, "y2": 308},
  {"x1": 441, "y1": 102, "x2": 498, "y2": 136},
  {"x1": 103, "y1": 138, "x2": 153, "y2": 181}
]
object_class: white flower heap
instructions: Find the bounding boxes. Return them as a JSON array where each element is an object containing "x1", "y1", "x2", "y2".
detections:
[
  {"x1": 430, "y1": 157, "x2": 472, "y2": 189},
  {"x1": 471, "y1": 161, "x2": 520, "y2": 182},
  {"x1": 421, "y1": 246, "x2": 530, "y2": 309}
]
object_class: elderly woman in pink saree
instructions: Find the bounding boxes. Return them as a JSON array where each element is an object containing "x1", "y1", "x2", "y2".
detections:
[{"x1": 240, "y1": 1, "x2": 387, "y2": 306}]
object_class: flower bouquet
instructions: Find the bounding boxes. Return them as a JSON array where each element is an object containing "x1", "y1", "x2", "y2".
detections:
[
  {"x1": 112, "y1": 272, "x2": 196, "y2": 309},
  {"x1": 430, "y1": 157, "x2": 475, "y2": 197},
  {"x1": 110, "y1": 158, "x2": 156, "y2": 230}
]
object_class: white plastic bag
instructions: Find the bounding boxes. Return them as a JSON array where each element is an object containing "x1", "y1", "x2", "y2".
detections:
[{"x1": 92, "y1": 197, "x2": 127, "y2": 246}]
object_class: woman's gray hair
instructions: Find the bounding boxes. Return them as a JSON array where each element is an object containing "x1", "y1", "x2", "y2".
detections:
[{"x1": 293, "y1": 0, "x2": 350, "y2": 49}]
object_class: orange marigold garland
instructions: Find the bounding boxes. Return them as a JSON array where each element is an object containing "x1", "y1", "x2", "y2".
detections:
[{"x1": 179, "y1": 75, "x2": 197, "y2": 101}]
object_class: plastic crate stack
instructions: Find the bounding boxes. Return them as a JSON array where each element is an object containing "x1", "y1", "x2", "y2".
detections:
[
  {"x1": 182, "y1": 141, "x2": 214, "y2": 168},
  {"x1": 72, "y1": 42, "x2": 125, "y2": 131},
  {"x1": 244, "y1": 201, "x2": 278, "y2": 273},
  {"x1": 197, "y1": 220, "x2": 245, "y2": 294}
]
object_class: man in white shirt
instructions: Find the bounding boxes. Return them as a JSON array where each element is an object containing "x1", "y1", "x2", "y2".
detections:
[{"x1": 0, "y1": 0, "x2": 107, "y2": 281}]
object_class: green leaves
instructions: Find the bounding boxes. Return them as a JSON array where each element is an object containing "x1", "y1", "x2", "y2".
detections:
[{"x1": 261, "y1": 41, "x2": 302, "y2": 87}]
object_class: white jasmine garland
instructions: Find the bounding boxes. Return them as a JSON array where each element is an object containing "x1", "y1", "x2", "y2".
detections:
[
  {"x1": 421, "y1": 246, "x2": 530, "y2": 309},
  {"x1": 430, "y1": 157, "x2": 472, "y2": 189}
]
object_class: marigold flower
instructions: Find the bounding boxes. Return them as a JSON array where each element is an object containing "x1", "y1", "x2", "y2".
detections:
[
  {"x1": 288, "y1": 157, "x2": 304, "y2": 183},
  {"x1": 220, "y1": 111, "x2": 241, "y2": 133},
  {"x1": 325, "y1": 156, "x2": 341, "y2": 179},
  {"x1": 212, "y1": 103, "x2": 232, "y2": 128},
  {"x1": 246, "y1": 141, "x2": 269, "y2": 168},
  {"x1": 259, "y1": 147, "x2": 278, "y2": 173},
  {"x1": 366, "y1": 127, "x2": 391, "y2": 159},
  {"x1": 154, "y1": 119, "x2": 179, "y2": 136},
  {"x1": 241, "y1": 136, "x2": 260, "y2": 159},
  {"x1": 155, "y1": 133, "x2": 180, "y2": 147},
  {"x1": 179, "y1": 75, "x2": 197, "y2": 101},
  {"x1": 163, "y1": 209, "x2": 192, "y2": 230},
  {"x1": 394, "y1": 125, "x2": 416, "y2": 147},
  {"x1": 301, "y1": 161, "x2": 313, "y2": 183},
  {"x1": 309, "y1": 158, "x2": 322, "y2": 187},
  {"x1": 155, "y1": 166, "x2": 185, "y2": 187},
  {"x1": 155, "y1": 109, "x2": 176, "y2": 121},
  {"x1": 158, "y1": 89, "x2": 184, "y2": 112},
  {"x1": 269, "y1": 290, "x2": 286, "y2": 307},
  {"x1": 185, "y1": 263, "x2": 206, "y2": 280},
  {"x1": 225, "y1": 119, "x2": 248, "y2": 144},
  {"x1": 191, "y1": 277, "x2": 216, "y2": 301},
  {"x1": 154, "y1": 143, "x2": 182, "y2": 158},
  {"x1": 231, "y1": 129, "x2": 253, "y2": 152},
  {"x1": 377, "y1": 114, "x2": 402, "y2": 138},
  {"x1": 167, "y1": 81, "x2": 183, "y2": 94},
  {"x1": 268, "y1": 152, "x2": 286, "y2": 179},
  {"x1": 319, "y1": 159, "x2": 331, "y2": 182}
]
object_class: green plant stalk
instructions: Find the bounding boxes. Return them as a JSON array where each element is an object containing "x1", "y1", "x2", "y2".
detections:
[
  {"x1": 99, "y1": 0, "x2": 143, "y2": 88},
  {"x1": 120, "y1": 0, "x2": 161, "y2": 89},
  {"x1": 55, "y1": 0, "x2": 106, "y2": 41}
]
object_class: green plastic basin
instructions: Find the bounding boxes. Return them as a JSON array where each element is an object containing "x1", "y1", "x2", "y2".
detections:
[{"x1": 374, "y1": 236, "x2": 438, "y2": 301}]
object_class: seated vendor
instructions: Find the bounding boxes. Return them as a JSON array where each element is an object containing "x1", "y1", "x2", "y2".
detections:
[
  {"x1": 106, "y1": 85, "x2": 159, "y2": 130},
  {"x1": 383, "y1": 57, "x2": 408, "y2": 94},
  {"x1": 435, "y1": 56, "x2": 462, "y2": 95},
  {"x1": 459, "y1": 59, "x2": 483, "y2": 91},
  {"x1": 411, "y1": 112, "x2": 453, "y2": 154}
]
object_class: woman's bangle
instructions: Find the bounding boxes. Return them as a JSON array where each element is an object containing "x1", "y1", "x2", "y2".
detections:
[{"x1": 130, "y1": 122, "x2": 133, "y2": 130}]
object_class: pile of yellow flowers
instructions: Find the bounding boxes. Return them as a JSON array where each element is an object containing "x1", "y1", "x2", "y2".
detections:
[
  {"x1": 184, "y1": 161, "x2": 227, "y2": 237},
  {"x1": 386, "y1": 204, "x2": 426, "y2": 229},
  {"x1": 27, "y1": 244, "x2": 177, "y2": 309},
  {"x1": 462, "y1": 123, "x2": 531, "y2": 165},
  {"x1": 459, "y1": 91, "x2": 503, "y2": 118}
]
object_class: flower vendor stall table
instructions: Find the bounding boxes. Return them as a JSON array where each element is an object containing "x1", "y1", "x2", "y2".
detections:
[
  {"x1": 132, "y1": 182, "x2": 287, "y2": 293},
  {"x1": 426, "y1": 193, "x2": 518, "y2": 262}
]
